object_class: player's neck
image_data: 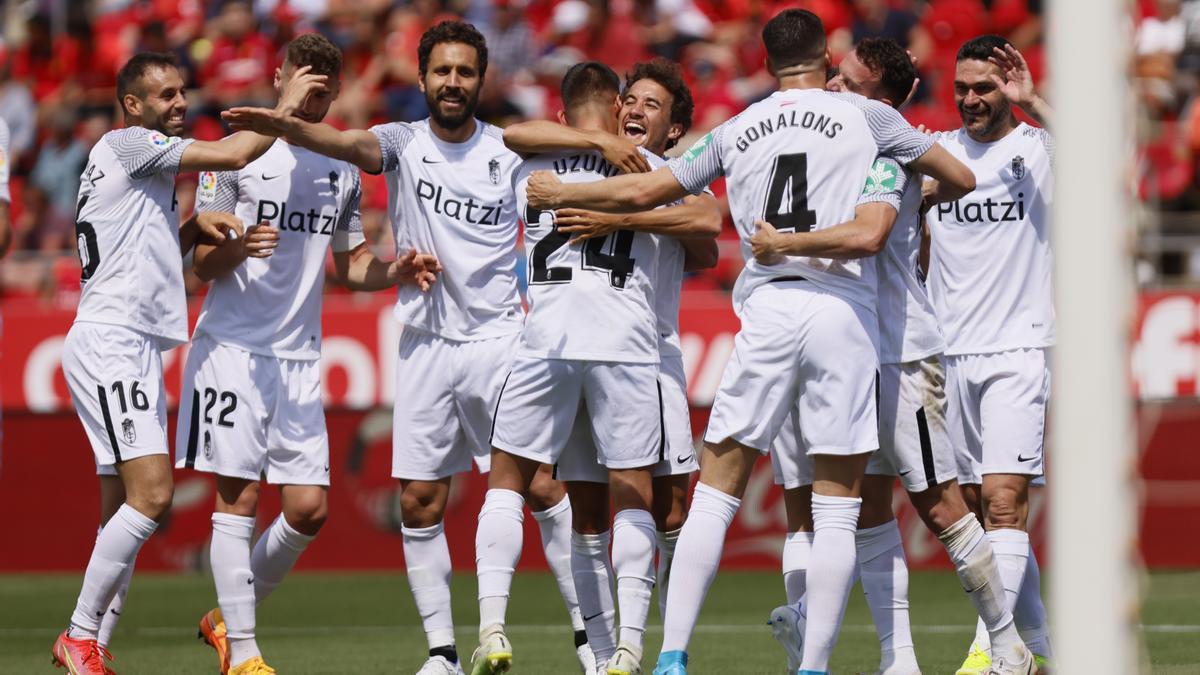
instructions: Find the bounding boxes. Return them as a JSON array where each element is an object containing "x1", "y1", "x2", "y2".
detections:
[
  {"x1": 776, "y1": 72, "x2": 827, "y2": 93},
  {"x1": 430, "y1": 116, "x2": 478, "y2": 144}
]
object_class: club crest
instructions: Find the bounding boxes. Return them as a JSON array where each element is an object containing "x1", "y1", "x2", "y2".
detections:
[
  {"x1": 203, "y1": 430, "x2": 213, "y2": 459},
  {"x1": 1010, "y1": 155, "x2": 1026, "y2": 181},
  {"x1": 489, "y1": 158, "x2": 500, "y2": 185},
  {"x1": 121, "y1": 418, "x2": 136, "y2": 444},
  {"x1": 329, "y1": 171, "x2": 339, "y2": 196}
]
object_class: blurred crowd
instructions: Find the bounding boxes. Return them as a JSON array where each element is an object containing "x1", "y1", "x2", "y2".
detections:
[{"x1": 0, "y1": 0, "x2": 1050, "y2": 302}]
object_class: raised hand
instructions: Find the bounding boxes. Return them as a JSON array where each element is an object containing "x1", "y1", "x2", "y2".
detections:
[
  {"x1": 555, "y1": 208, "x2": 623, "y2": 243},
  {"x1": 750, "y1": 219, "x2": 785, "y2": 265},
  {"x1": 527, "y1": 171, "x2": 564, "y2": 210},
  {"x1": 276, "y1": 65, "x2": 329, "y2": 118},
  {"x1": 989, "y1": 44, "x2": 1037, "y2": 109}
]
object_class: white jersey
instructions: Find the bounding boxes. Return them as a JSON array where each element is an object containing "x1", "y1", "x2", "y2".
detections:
[
  {"x1": 73, "y1": 126, "x2": 196, "y2": 346},
  {"x1": 928, "y1": 123, "x2": 1055, "y2": 356},
  {"x1": 668, "y1": 88, "x2": 933, "y2": 314},
  {"x1": 655, "y1": 236, "x2": 685, "y2": 356},
  {"x1": 192, "y1": 140, "x2": 365, "y2": 360},
  {"x1": 0, "y1": 118, "x2": 11, "y2": 203},
  {"x1": 865, "y1": 157, "x2": 946, "y2": 364},
  {"x1": 513, "y1": 148, "x2": 662, "y2": 363},
  {"x1": 369, "y1": 119, "x2": 524, "y2": 341}
]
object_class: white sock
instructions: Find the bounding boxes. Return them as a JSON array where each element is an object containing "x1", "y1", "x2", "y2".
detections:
[
  {"x1": 660, "y1": 483, "x2": 740, "y2": 654},
  {"x1": 1014, "y1": 543, "x2": 1052, "y2": 658},
  {"x1": 69, "y1": 504, "x2": 157, "y2": 638},
  {"x1": 782, "y1": 530, "x2": 814, "y2": 606},
  {"x1": 857, "y1": 520, "x2": 918, "y2": 674},
  {"x1": 572, "y1": 530, "x2": 617, "y2": 664},
  {"x1": 250, "y1": 514, "x2": 315, "y2": 606},
  {"x1": 475, "y1": 489, "x2": 524, "y2": 631},
  {"x1": 612, "y1": 509, "x2": 657, "y2": 652},
  {"x1": 211, "y1": 513, "x2": 260, "y2": 667},
  {"x1": 403, "y1": 521, "x2": 456, "y2": 650},
  {"x1": 987, "y1": 529, "x2": 1030, "y2": 612},
  {"x1": 798, "y1": 493, "x2": 861, "y2": 672},
  {"x1": 655, "y1": 528, "x2": 680, "y2": 621},
  {"x1": 94, "y1": 527, "x2": 134, "y2": 649},
  {"x1": 533, "y1": 496, "x2": 585, "y2": 633},
  {"x1": 937, "y1": 514, "x2": 1021, "y2": 660}
]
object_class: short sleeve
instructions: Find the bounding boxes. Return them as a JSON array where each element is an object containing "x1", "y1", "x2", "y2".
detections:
[
  {"x1": 368, "y1": 122, "x2": 416, "y2": 174},
  {"x1": 0, "y1": 120, "x2": 10, "y2": 203},
  {"x1": 667, "y1": 121, "x2": 729, "y2": 194},
  {"x1": 332, "y1": 171, "x2": 366, "y2": 252},
  {"x1": 106, "y1": 127, "x2": 195, "y2": 179},
  {"x1": 856, "y1": 157, "x2": 908, "y2": 212},
  {"x1": 194, "y1": 170, "x2": 240, "y2": 213},
  {"x1": 855, "y1": 97, "x2": 934, "y2": 166},
  {"x1": 1029, "y1": 126, "x2": 1054, "y2": 165}
]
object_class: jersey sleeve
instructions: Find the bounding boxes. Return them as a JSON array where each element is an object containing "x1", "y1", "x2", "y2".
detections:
[
  {"x1": 0, "y1": 119, "x2": 11, "y2": 203},
  {"x1": 1028, "y1": 126, "x2": 1055, "y2": 165},
  {"x1": 368, "y1": 122, "x2": 416, "y2": 174},
  {"x1": 667, "y1": 120, "x2": 730, "y2": 194},
  {"x1": 106, "y1": 127, "x2": 196, "y2": 179},
  {"x1": 853, "y1": 97, "x2": 934, "y2": 166},
  {"x1": 194, "y1": 170, "x2": 240, "y2": 213},
  {"x1": 332, "y1": 171, "x2": 366, "y2": 252},
  {"x1": 856, "y1": 157, "x2": 907, "y2": 212}
]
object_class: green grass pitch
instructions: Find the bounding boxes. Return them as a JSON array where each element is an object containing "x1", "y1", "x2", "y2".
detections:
[{"x1": 2, "y1": 570, "x2": 1197, "y2": 673}]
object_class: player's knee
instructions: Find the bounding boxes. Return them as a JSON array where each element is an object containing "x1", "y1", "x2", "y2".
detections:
[
  {"x1": 526, "y1": 474, "x2": 566, "y2": 512},
  {"x1": 132, "y1": 482, "x2": 174, "y2": 522},
  {"x1": 983, "y1": 489, "x2": 1025, "y2": 530},
  {"x1": 284, "y1": 492, "x2": 328, "y2": 535},
  {"x1": 399, "y1": 486, "x2": 444, "y2": 528},
  {"x1": 653, "y1": 500, "x2": 686, "y2": 532}
]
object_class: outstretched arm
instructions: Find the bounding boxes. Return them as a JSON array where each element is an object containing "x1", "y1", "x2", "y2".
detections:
[
  {"x1": 503, "y1": 121, "x2": 651, "y2": 173},
  {"x1": 750, "y1": 202, "x2": 899, "y2": 263},
  {"x1": 527, "y1": 166, "x2": 691, "y2": 213},
  {"x1": 332, "y1": 244, "x2": 441, "y2": 292}
]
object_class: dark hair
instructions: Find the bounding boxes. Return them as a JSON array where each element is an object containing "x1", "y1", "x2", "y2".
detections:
[
  {"x1": 418, "y1": 21, "x2": 489, "y2": 78},
  {"x1": 853, "y1": 38, "x2": 916, "y2": 107},
  {"x1": 957, "y1": 34, "x2": 1010, "y2": 63},
  {"x1": 286, "y1": 33, "x2": 342, "y2": 77},
  {"x1": 561, "y1": 61, "x2": 620, "y2": 111},
  {"x1": 762, "y1": 9, "x2": 827, "y2": 73},
  {"x1": 625, "y1": 58, "x2": 694, "y2": 147},
  {"x1": 116, "y1": 52, "x2": 178, "y2": 104}
]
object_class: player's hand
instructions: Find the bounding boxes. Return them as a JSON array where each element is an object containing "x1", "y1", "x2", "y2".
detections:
[
  {"x1": 196, "y1": 211, "x2": 245, "y2": 244},
  {"x1": 750, "y1": 219, "x2": 786, "y2": 265},
  {"x1": 556, "y1": 208, "x2": 624, "y2": 243},
  {"x1": 527, "y1": 171, "x2": 563, "y2": 210},
  {"x1": 989, "y1": 44, "x2": 1038, "y2": 109},
  {"x1": 388, "y1": 248, "x2": 442, "y2": 292},
  {"x1": 919, "y1": 177, "x2": 940, "y2": 215},
  {"x1": 599, "y1": 134, "x2": 652, "y2": 174},
  {"x1": 240, "y1": 222, "x2": 279, "y2": 258},
  {"x1": 275, "y1": 65, "x2": 329, "y2": 119},
  {"x1": 901, "y1": 50, "x2": 921, "y2": 108},
  {"x1": 222, "y1": 106, "x2": 288, "y2": 136}
]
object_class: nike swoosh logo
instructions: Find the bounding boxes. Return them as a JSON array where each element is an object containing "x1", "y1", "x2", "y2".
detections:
[
  {"x1": 422, "y1": 156, "x2": 442, "y2": 164},
  {"x1": 676, "y1": 455, "x2": 691, "y2": 464},
  {"x1": 262, "y1": 173, "x2": 280, "y2": 180},
  {"x1": 898, "y1": 469, "x2": 913, "y2": 476},
  {"x1": 582, "y1": 612, "x2": 604, "y2": 622},
  {"x1": 247, "y1": 577, "x2": 255, "y2": 584},
  {"x1": 1017, "y1": 453, "x2": 1038, "y2": 462}
]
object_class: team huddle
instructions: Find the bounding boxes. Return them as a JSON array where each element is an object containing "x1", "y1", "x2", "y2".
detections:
[{"x1": 49, "y1": 8, "x2": 1055, "y2": 675}]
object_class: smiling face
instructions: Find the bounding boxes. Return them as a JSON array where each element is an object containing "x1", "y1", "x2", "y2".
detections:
[
  {"x1": 419, "y1": 42, "x2": 483, "y2": 131},
  {"x1": 127, "y1": 65, "x2": 188, "y2": 136},
  {"x1": 954, "y1": 58, "x2": 1013, "y2": 141},
  {"x1": 618, "y1": 78, "x2": 682, "y2": 156}
]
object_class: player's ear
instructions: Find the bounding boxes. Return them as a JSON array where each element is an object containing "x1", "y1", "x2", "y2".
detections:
[
  {"x1": 122, "y1": 93, "x2": 142, "y2": 119},
  {"x1": 556, "y1": 109, "x2": 568, "y2": 125},
  {"x1": 417, "y1": 69, "x2": 427, "y2": 94},
  {"x1": 273, "y1": 67, "x2": 284, "y2": 92},
  {"x1": 667, "y1": 123, "x2": 684, "y2": 143}
]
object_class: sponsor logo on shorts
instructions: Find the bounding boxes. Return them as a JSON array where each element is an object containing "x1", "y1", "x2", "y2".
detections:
[{"x1": 121, "y1": 418, "x2": 136, "y2": 444}]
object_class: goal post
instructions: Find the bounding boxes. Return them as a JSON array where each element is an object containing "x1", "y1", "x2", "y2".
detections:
[{"x1": 1048, "y1": 0, "x2": 1138, "y2": 672}]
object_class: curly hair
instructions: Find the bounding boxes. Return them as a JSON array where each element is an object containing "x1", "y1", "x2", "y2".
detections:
[
  {"x1": 418, "y1": 20, "x2": 489, "y2": 78},
  {"x1": 625, "y1": 58, "x2": 694, "y2": 148},
  {"x1": 853, "y1": 38, "x2": 916, "y2": 108},
  {"x1": 285, "y1": 33, "x2": 342, "y2": 77}
]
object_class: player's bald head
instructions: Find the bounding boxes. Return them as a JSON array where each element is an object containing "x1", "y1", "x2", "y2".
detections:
[
  {"x1": 560, "y1": 61, "x2": 620, "y2": 125},
  {"x1": 762, "y1": 9, "x2": 828, "y2": 76}
]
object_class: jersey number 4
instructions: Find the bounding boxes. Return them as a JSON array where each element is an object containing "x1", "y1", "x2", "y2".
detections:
[
  {"x1": 526, "y1": 205, "x2": 635, "y2": 289},
  {"x1": 763, "y1": 153, "x2": 818, "y2": 233}
]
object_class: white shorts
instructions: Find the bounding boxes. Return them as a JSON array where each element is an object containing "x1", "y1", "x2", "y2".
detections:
[
  {"x1": 63, "y1": 322, "x2": 170, "y2": 474},
  {"x1": 491, "y1": 355, "x2": 663, "y2": 470},
  {"x1": 391, "y1": 329, "x2": 518, "y2": 480},
  {"x1": 555, "y1": 355, "x2": 698, "y2": 483},
  {"x1": 175, "y1": 336, "x2": 329, "y2": 485},
  {"x1": 867, "y1": 358, "x2": 958, "y2": 492},
  {"x1": 706, "y1": 280, "x2": 880, "y2": 456},
  {"x1": 945, "y1": 348, "x2": 1049, "y2": 484}
]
